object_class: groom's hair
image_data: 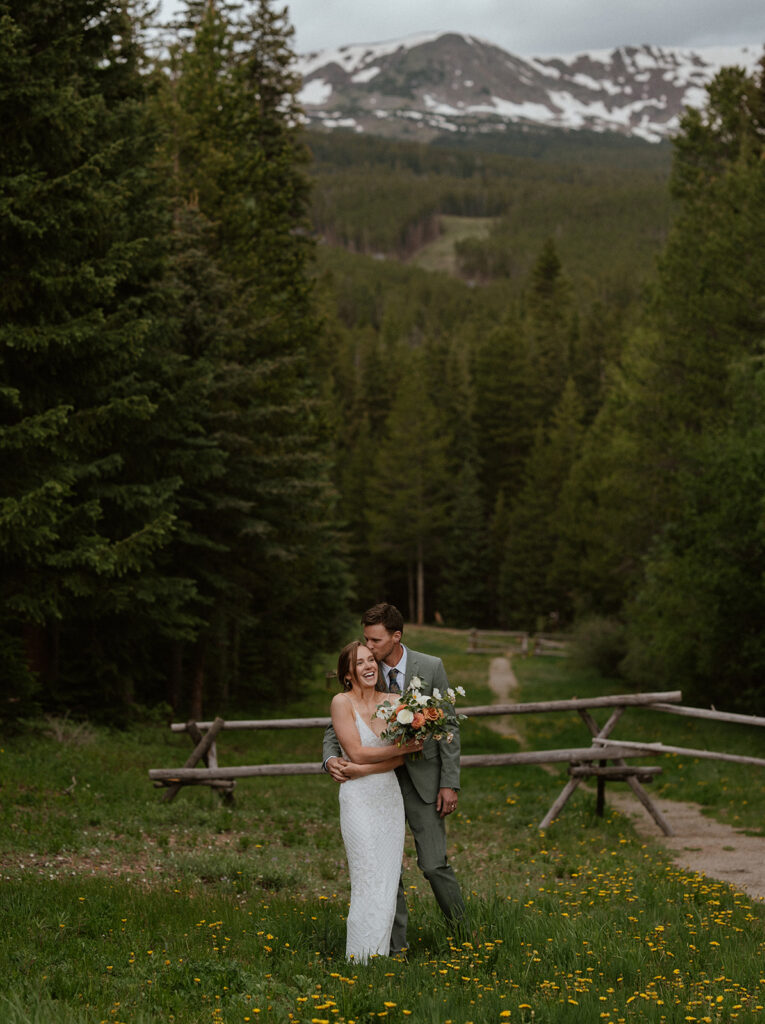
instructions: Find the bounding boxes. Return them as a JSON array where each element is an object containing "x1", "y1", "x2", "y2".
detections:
[{"x1": 361, "y1": 603, "x2": 404, "y2": 634}]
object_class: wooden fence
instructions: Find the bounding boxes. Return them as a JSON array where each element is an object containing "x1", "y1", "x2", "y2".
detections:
[
  {"x1": 148, "y1": 689, "x2": 765, "y2": 833},
  {"x1": 467, "y1": 629, "x2": 570, "y2": 657}
]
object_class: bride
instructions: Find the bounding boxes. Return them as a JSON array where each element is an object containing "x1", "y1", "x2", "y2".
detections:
[{"x1": 331, "y1": 640, "x2": 422, "y2": 962}]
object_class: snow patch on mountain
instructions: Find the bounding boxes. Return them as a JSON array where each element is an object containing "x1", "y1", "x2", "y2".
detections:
[
  {"x1": 296, "y1": 32, "x2": 445, "y2": 78},
  {"x1": 295, "y1": 33, "x2": 762, "y2": 143},
  {"x1": 300, "y1": 78, "x2": 333, "y2": 105}
]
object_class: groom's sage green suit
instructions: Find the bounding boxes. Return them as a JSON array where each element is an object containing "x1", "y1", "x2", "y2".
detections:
[{"x1": 323, "y1": 646, "x2": 465, "y2": 951}]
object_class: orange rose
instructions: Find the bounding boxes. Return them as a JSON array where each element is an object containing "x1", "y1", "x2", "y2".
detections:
[
  {"x1": 424, "y1": 706, "x2": 443, "y2": 721},
  {"x1": 411, "y1": 712, "x2": 426, "y2": 730}
]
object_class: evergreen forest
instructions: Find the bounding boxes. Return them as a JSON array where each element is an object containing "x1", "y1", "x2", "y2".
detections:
[{"x1": 2, "y1": 0, "x2": 764, "y2": 721}]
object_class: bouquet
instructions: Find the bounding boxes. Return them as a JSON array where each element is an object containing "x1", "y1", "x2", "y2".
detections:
[{"x1": 373, "y1": 675, "x2": 467, "y2": 751}]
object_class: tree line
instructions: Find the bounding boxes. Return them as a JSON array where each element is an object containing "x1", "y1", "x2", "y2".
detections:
[
  {"x1": 2, "y1": 0, "x2": 763, "y2": 721},
  {"x1": 307, "y1": 128, "x2": 672, "y2": 292}
]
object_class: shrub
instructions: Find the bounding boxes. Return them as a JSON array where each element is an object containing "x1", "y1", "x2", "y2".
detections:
[{"x1": 570, "y1": 616, "x2": 627, "y2": 679}]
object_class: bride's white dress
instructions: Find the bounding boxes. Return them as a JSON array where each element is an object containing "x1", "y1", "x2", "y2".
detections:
[{"x1": 339, "y1": 711, "x2": 405, "y2": 962}]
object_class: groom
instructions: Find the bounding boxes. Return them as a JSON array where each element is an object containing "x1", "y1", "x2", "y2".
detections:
[{"x1": 322, "y1": 602, "x2": 466, "y2": 953}]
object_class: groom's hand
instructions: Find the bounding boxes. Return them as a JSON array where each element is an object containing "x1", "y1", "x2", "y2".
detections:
[
  {"x1": 437, "y1": 787, "x2": 458, "y2": 818},
  {"x1": 326, "y1": 756, "x2": 351, "y2": 783}
]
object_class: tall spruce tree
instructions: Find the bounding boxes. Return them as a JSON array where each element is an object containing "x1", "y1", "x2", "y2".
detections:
[
  {"x1": 618, "y1": 58, "x2": 765, "y2": 707},
  {"x1": 622, "y1": 364, "x2": 765, "y2": 712},
  {"x1": 499, "y1": 379, "x2": 585, "y2": 628},
  {"x1": 438, "y1": 460, "x2": 491, "y2": 627},
  {"x1": 0, "y1": 0, "x2": 185, "y2": 715},
  {"x1": 558, "y1": 57, "x2": 765, "y2": 617},
  {"x1": 524, "y1": 239, "x2": 575, "y2": 425},
  {"x1": 472, "y1": 315, "x2": 534, "y2": 509},
  {"x1": 155, "y1": 0, "x2": 349, "y2": 715},
  {"x1": 366, "y1": 355, "x2": 450, "y2": 625}
]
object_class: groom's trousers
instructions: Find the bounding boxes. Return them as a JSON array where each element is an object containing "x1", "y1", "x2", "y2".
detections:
[{"x1": 390, "y1": 770, "x2": 466, "y2": 952}]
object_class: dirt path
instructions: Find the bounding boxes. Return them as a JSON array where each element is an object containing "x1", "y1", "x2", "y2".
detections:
[
  {"x1": 607, "y1": 792, "x2": 765, "y2": 901},
  {"x1": 486, "y1": 656, "x2": 523, "y2": 742},
  {"x1": 486, "y1": 655, "x2": 765, "y2": 902}
]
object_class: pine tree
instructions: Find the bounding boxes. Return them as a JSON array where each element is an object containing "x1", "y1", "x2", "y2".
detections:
[
  {"x1": 472, "y1": 315, "x2": 534, "y2": 509},
  {"x1": 366, "y1": 355, "x2": 450, "y2": 625},
  {"x1": 559, "y1": 58, "x2": 765, "y2": 616},
  {"x1": 0, "y1": 0, "x2": 184, "y2": 713},
  {"x1": 487, "y1": 489, "x2": 512, "y2": 626},
  {"x1": 499, "y1": 380, "x2": 585, "y2": 628},
  {"x1": 523, "y1": 239, "x2": 576, "y2": 426},
  {"x1": 153, "y1": 0, "x2": 349, "y2": 715},
  {"x1": 438, "y1": 460, "x2": 491, "y2": 627},
  {"x1": 622, "y1": 363, "x2": 765, "y2": 713}
]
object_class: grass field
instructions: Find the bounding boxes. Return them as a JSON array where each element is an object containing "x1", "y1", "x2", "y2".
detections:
[
  {"x1": 2, "y1": 626, "x2": 765, "y2": 1023},
  {"x1": 407, "y1": 216, "x2": 495, "y2": 275}
]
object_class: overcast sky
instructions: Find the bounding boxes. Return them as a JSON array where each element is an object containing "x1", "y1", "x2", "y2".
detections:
[{"x1": 160, "y1": 0, "x2": 764, "y2": 56}]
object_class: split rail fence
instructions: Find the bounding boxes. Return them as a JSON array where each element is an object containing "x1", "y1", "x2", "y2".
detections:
[
  {"x1": 148, "y1": 690, "x2": 765, "y2": 834},
  {"x1": 467, "y1": 629, "x2": 570, "y2": 657}
]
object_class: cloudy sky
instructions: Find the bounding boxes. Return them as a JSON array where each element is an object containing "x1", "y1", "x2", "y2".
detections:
[
  {"x1": 161, "y1": 0, "x2": 763, "y2": 56},
  {"x1": 159, "y1": 1, "x2": 764, "y2": 57},
  {"x1": 288, "y1": 0, "x2": 764, "y2": 56}
]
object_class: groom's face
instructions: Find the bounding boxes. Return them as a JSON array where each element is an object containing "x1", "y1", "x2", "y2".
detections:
[{"x1": 363, "y1": 624, "x2": 402, "y2": 664}]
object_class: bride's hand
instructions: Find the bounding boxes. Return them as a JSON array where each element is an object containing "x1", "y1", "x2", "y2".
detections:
[{"x1": 400, "y1": 736, "x2": 424, "y2": 755}]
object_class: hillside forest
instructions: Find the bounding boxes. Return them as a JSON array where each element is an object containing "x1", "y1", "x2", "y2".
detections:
[{"x1": 2, "y1": 0, "x2": 764, "y2": 722}]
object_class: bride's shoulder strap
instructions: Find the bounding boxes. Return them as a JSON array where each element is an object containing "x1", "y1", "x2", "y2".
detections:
[{"x1": 332, "y1": 691, "x2": 356, "y2": 714}]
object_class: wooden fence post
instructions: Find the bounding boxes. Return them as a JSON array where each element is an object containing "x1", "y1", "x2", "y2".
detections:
[{"x1": 163, "y1": 716, "x2": 225, "y2": 804}]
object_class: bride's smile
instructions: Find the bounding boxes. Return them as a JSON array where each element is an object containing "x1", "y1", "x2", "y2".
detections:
[{"x1": 355, "y1": 648, "x2": 378, "y2": 688}]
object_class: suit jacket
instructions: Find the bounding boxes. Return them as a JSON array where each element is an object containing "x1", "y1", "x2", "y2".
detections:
[{"x1": 322, "y1": 646, "x2": 461, "y2": 804}]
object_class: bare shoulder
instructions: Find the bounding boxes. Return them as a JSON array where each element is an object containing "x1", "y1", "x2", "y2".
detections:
[{"x1": 331, "y1": 692, "x2": 354, "y2": 714}]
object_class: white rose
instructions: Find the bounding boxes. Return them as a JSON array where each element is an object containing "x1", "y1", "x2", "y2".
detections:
[
  {"x1": 432, "y1": 688, "x2": 442, "y2": 701},
  {"x1": 409, "y1": 676, "x2": 423, "y2": 690},
  {"x1": 446, "y1": 687, "x2": 456, "y2": 702},
  {"x1": 456, "y1": 685, "x2": 466, "y2": 696},
  {"x1": 396, "y1": 708, "x2": 414, "y2": 725},
  {"x1": 415, "y1": 692, "x2": 429, "y2": 706}
]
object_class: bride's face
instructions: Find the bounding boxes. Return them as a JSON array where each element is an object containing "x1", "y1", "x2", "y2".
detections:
[{"x1": 353, "y1": 645, "x2": 378, "y2": 690}]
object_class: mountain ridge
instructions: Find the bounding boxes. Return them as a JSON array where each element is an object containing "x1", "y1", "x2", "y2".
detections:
[{"x1": 295, "y1": 33, "x2": 763, "y2": 143}]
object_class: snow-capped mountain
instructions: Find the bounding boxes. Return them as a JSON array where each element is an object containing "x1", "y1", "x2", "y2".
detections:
[{"x1": 295, "y1": 33, "x2": 762, "y2": 143}]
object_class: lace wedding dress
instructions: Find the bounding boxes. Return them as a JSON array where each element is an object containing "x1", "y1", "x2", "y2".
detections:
[{"x1": 339, "y1": 711, "x2": 405, "y2": 962}]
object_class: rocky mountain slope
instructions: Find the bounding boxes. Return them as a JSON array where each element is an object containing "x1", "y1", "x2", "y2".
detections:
[{"x1": 295, "y1": 33, "x2": 762, "y2": 143}]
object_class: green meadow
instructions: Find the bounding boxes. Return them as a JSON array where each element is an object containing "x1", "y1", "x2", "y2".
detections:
[
  {"x1": 2, "y1": 627, "x2": 764, "y2": 1024},
  {"x1": 408, "y1": 216, "x2": 496, "y2": 275}
]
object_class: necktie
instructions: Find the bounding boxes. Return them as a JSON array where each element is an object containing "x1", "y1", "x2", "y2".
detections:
[{"x1": 388, "y1": 668, "x2": 401, "y2": 693}]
